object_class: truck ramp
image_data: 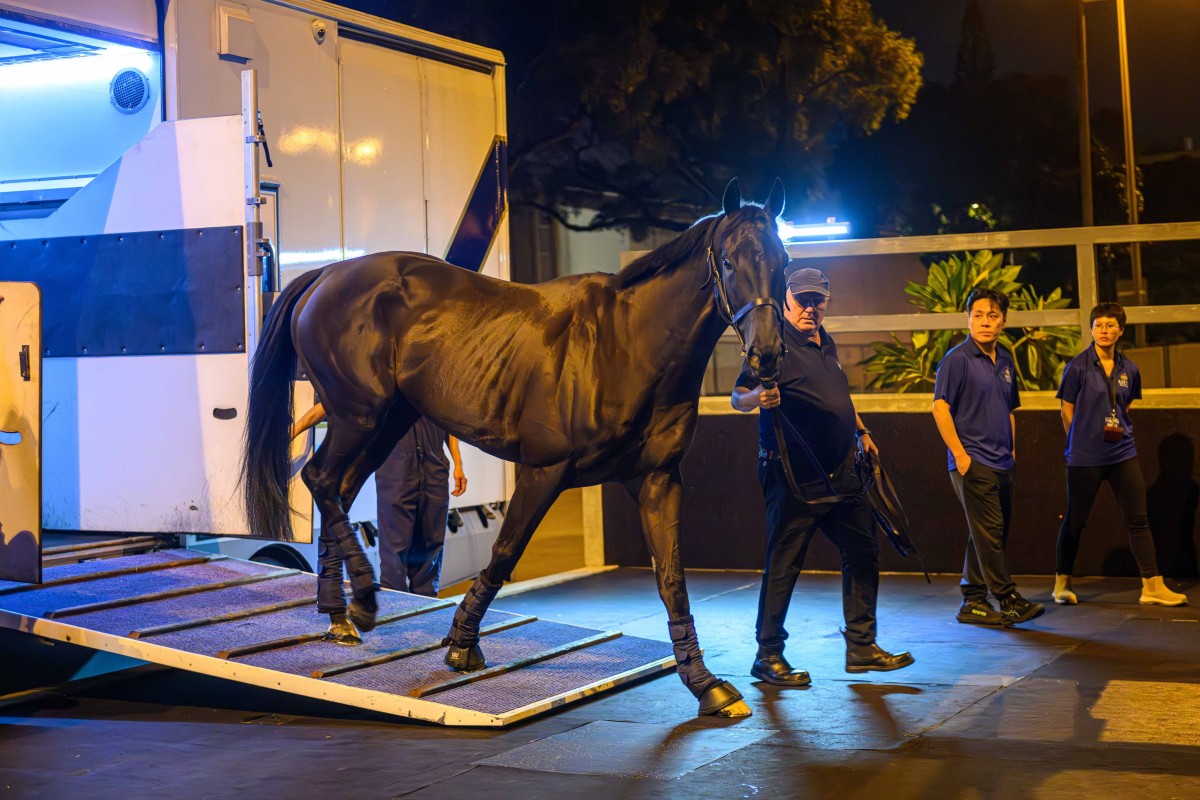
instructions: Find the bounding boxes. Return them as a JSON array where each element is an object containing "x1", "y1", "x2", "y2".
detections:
[{"x1": 0, "y1": 549, "x2": 675, "y2": 726}]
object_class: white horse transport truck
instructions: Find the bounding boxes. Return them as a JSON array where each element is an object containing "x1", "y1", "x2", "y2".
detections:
[{"x1": 0, "y1": 0, "x2": 512, "y2": 584}]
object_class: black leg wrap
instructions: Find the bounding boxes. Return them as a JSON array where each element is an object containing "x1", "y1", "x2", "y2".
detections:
[
  {"x1": 316, "y1": 538, "x2": 347, "y2": 615},
  {"x1": 328, "y1": 517, "x2": 379, "y2": 632},
  {"x1": 443, "y1": 571, "x2": 503, "y2": 672},
  {"x1": 668, "y1": 614, "x2": 721, "y2": 700}
]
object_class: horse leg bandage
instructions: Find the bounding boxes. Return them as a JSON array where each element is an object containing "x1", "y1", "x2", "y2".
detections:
[
  {"x1": 327, "y1": 517, "x2": 378, "y2": 595},
  {"x1": 443, "y1": 571, "x2": 502, "y2": 671},
  {"x1": 317, "y1": 523, "x2": 347, "y2": 615},
  {"x1": 668, "y1": 614, "x2": 721, "y2": 698},
  {"x1": 326, "y1": 516, "x2": 379, "y2": 631}
]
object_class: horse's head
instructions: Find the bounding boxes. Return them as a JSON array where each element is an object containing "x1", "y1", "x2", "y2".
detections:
[{"x1": 709, "y1": 177, "x2": 788, "y2": 384}]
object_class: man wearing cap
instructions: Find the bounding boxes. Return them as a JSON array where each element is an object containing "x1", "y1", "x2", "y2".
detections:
[{"x1": 732, "y1": 267, "x2": 914, "y2": 687}]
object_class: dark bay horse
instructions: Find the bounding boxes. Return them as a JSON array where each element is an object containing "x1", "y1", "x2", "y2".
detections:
[{"x1": 243, "y1": 178, "x2": 788, "y2": 717}]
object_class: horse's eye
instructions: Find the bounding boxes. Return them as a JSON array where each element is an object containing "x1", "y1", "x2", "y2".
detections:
[{"x1": 722, "y1": 258, "x2": 732, "y2": 270}]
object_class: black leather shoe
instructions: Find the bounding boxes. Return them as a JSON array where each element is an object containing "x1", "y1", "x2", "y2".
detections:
[
  {"x1": 846, "y1": 643, "x2": 915, "y2": 673},
  {"x1": 750, "y1": 654, "x2": 812, "y2": 687}
]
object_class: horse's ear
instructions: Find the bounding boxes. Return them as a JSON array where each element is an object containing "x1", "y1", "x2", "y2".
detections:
[
  {"x1": 722, "y1": 178, "x2": 742, "y2": 216},
  {"x1": 766, "y1": 178, "x2": 786, "y2": 220}
]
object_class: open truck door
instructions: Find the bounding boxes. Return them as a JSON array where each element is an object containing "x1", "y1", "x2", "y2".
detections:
[{"x1": 0, "y1": 282, "x2": 41, "y2": 583}]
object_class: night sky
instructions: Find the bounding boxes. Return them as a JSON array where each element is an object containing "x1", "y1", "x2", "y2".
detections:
[{"x1": 871, "y1": 0, "x2": 1200, "y2": 153}]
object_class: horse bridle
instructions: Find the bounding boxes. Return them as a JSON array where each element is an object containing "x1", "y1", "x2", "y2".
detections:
[{"x1": 701, "y1": 216, "x2": 785, "y2": 357}]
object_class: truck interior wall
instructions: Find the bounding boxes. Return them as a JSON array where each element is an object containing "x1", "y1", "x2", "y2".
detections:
[
  {"x1": 0, "y1": 0, "x2": 157, "y2": 42},
  {"x1": 0, "y1": 5, "x2": 162, "y2": 214},
  {"x1": 601, "y1": 409, "x2": 1200, "y2": 579}
]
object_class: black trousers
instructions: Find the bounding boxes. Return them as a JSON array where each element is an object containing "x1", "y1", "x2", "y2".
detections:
[
  {"x1": 375, "y1": 449, "x2": 449, "y2": 597},
  {"x1": 755, "y1": 457, "x2": 880, "y2": 654},
  {"x1": 1057, "y1": 457, "x2": 1159, "y2": 578},
  {"x1": 949, "y1": 462, "x2": 1017, "y2": 601}
]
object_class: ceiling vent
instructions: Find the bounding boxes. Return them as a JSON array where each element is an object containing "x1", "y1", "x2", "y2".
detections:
[{"x1": 110, "y1": 68, "x2": 151, "y2": 114}]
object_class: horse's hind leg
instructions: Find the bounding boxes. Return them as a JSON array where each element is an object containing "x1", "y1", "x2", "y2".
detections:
[
  {"x1": 637, "y1": 469, "x2": 750, "y2": 718},
  {"x1": 318, "y1": 402, "x2": 421, "y2": 642},
  {"x1": 303, "y1": 416, "x2": 393, "y2": 636},
  {"x1": 443, "y1": 462, "x2": 571, "y2": 671}
]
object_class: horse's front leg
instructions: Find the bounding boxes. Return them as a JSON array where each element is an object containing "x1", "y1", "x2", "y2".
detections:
[
  {"x1": 638, "y1": 468, "x2": 751, "y2": 718},
  {"x1": 443, "y1": 462, "x2": 571, "y2": 671}
]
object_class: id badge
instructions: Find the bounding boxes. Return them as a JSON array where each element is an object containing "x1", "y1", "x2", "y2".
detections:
[{"x1": 1103, "y1": 414, "x2": 1123, "y2": 442}]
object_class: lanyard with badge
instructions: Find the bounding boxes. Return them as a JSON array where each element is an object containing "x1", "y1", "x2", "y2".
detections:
[{"x1": 1099, "y1": 352, "x2": 1123, "y2": 442}]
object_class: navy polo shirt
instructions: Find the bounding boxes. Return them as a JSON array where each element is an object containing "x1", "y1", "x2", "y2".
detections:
[
  {"x1": 736, "y1": 324, "x2": 857, "y2": 483},
  {"x1": 1056, "y1": 345, "x2": 1141, "y2": 467},
  {"x1": 933, "y1": 337, "x2": 1021, "y2": 471}
]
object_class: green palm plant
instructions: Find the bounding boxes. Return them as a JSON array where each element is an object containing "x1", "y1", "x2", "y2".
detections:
[{"x1": 861, "y1": 251, "x2": 1079, "y2": 392}]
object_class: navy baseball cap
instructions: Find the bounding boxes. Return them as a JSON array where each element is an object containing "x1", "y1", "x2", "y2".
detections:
[{"x1": 786, "y1": 267, "x2": 830, "y2": 296}]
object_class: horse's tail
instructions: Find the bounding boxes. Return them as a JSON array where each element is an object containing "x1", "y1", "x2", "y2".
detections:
[{"x1": 243, "y1": 267, "x2": 323, "y2": 541}]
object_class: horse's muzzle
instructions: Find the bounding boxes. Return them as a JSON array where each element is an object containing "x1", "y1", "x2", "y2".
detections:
[{"x1": 745, "y1": 345, "x2": 781, "y2": 384}]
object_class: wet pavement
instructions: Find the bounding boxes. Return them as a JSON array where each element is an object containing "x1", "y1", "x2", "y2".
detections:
[{"x1": 1, "y1": 568, "x2": 1197, "y2": 799}]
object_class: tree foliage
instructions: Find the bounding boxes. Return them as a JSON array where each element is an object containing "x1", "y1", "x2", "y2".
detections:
[{"x1": 505, "y1": 0, "x2": 922, "y2": 233}]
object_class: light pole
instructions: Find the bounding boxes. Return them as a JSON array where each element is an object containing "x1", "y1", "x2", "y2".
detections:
[
  {"x1": 1077, "y1": 0, "x2": 1145, "y2": 341},
  {"x1": 1114, "y1": 0, "x2": 1146, "y2": 315},
  {"x1": 1077, "y1": 0, "x2": 1093, "y2": 227}
]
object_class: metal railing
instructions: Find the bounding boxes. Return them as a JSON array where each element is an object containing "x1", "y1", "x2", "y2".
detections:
[
  {"x1": 785, "y1": 221, "x2": 1200, "y2": 336},
  {"x1": 626, "y1": 221, "x2": 1200, "y2": 397}
]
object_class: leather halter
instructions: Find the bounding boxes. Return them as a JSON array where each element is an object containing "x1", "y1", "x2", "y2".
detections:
[{"x1": 701, "y1": 215, "x2": 784, "y2": 356}]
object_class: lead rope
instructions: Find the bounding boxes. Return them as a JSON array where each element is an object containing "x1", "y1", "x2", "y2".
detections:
[{"x1": 766, "y1": 400, "x2": 848, "y2": 505}]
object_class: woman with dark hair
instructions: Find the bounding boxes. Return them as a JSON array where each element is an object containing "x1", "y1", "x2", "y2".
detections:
[{"x1": 1053, "y1": 302, "x2": 1188, "y2": 606}]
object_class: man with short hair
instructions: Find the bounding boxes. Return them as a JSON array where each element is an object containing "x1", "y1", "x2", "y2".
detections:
[
  {"x1": 932, "y1": 287, "x2": 1043, "y2": 626},
  {"x1": 733, "y1": 267, "x2": 913, "y2": 686}
]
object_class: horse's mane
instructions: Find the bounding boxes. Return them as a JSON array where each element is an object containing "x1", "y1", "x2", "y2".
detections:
[{"x1": 615, "y1": 204, "x2": 765, "y2": 289}]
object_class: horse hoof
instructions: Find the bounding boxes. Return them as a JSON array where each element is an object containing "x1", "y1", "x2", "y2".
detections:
[
  {"x1": 325, "y1": 615, "x2": 362, "y2": 646},
  {"x1": 444, "y1": 642, "x2": 486, "y2": 672},
  {"x1": 714, "y1": 700, "x2": 752, "y2": 718},
  {"x1": 698, "y1": 681, "x2": 750, "y2": 717},
  {"x1": 347, "y1": 592, "x2": 378, "y2": 633}
]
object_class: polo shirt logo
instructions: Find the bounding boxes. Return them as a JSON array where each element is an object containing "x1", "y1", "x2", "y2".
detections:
[
  {"x1": 1003, "y1": 367, "x2": 1011, "y2": 383},
  {"x1": 1118, "y1": 372, "x2": 1129, "y2": 388}
]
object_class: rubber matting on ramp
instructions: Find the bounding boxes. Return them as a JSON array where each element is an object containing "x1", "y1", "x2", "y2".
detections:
[{"x1": 0, "y1": 549, "x2": 675, "y2": 725}]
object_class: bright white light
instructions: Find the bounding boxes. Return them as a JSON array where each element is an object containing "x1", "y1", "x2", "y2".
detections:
[
  {"x1": 278, "y1": 126, "x2": 338, "y2": 156},
  {"x1": 346, "y1": 137, "x2": 382, "y2": 165},
  {"x1": 278, "y1": 248, "x2": 366, "y2": 267},
  {"x1": 777, "y1": 219, "x2": 851, "y2": 241},
  {"x1": 0, "y1": 48, "x2": 157, "y2": 90}
]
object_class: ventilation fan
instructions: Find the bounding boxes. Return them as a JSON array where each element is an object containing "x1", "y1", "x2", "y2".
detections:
[{"x1": 109, "y1": 68, "x2": 151, "y2": 114}]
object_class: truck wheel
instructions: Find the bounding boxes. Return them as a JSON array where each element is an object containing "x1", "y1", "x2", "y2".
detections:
[{"x1": 251, "y1": 545, "x2": 311, "y2": 572}]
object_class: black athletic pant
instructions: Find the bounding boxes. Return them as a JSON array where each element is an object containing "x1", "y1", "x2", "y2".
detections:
[
  {"x1": 756, "y1": 457, "x2": 880, "y2": 654},
  {"x1": 1056, "y1": 456, "x2": 1158, "y2": 578},
  {"x1": 949, "y1": 462, "x2": 1017, "y2": 601},
  {"x1": 375, "y1": 449, "x2": 449, "y2": 597}
]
